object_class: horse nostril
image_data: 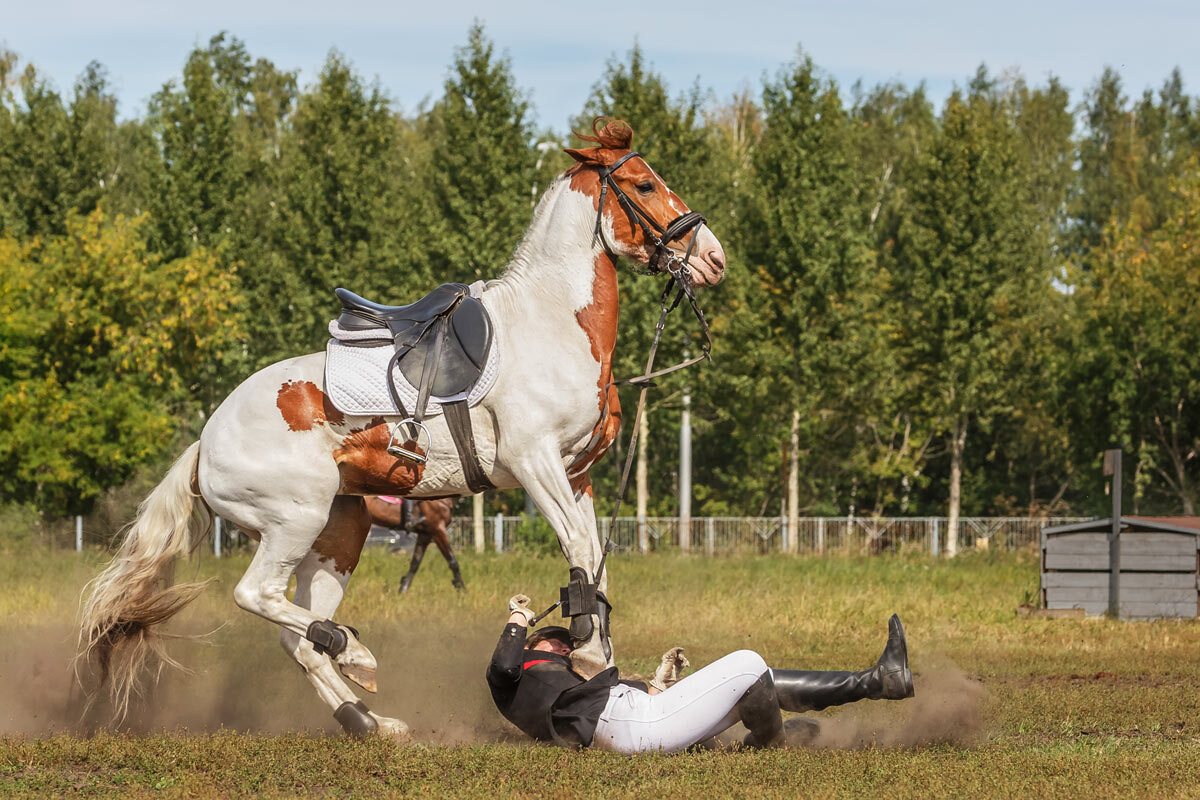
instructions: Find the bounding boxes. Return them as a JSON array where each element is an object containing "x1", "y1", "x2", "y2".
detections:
[{"x1": 707, "y1": 249, "x2": 726, "y2": 272}]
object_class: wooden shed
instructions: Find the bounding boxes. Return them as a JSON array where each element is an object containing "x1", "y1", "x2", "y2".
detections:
[{"x1": 1041, "y1": 516, "x2": 1200, "y2": 619}]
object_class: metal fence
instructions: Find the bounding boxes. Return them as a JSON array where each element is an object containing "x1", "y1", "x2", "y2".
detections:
[
  {"x1": 444, "y1": 515, "x2": 1091, "y2": 556},
  {"x1": 60, "y1": 511, "x2": 1090, "y2": 557}
]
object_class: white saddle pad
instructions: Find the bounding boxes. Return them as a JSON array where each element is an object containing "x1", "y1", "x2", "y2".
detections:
[{"x1": 324, "y1": 331, "x2": 501, "y2": 418}]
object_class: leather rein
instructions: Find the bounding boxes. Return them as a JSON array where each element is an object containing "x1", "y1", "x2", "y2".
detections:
[{"x1": 578, "y1": 151, "x2": 716, "y2": 584}]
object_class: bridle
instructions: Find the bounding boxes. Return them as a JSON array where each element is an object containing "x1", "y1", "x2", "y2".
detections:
[{"x1": 592, "y1": 150, "x2": 707, "y2": 281}]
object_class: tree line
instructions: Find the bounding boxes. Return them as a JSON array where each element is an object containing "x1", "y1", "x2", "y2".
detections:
[{"x1": 2, "y1": 25, "x2": 1198, "y2": 527}]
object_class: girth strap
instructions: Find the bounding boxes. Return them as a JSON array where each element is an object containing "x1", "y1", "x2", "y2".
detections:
[{"x1": 442, "y1": 399, "x2": 495, "y2": 493}]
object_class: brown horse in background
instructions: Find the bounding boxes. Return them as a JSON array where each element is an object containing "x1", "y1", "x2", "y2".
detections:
[{"x1": 364, "y1": 496, "x2": 463, "y2": 593}]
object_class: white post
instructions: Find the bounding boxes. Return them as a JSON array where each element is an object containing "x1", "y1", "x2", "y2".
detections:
[
  {"x1": 214, "y1": 517, "x2": 222, "y2": 558},
  {"x1": 75, "y1": 515, "x2": 83, "y2": 552},
  {"x1": 780, "y1": 503, "x2": 788, "y2": 553},
  {"x1": 637, "y1": 409, "x2": 649, "y2": 553},
  {"x1": 678, "y1": 386, "x2": 692, "y2": 553},
  {"x1": 706, "y1": 517, "x2": 715, "y2": 556},
  {"x1": 817, "y1": 517, "x2": 825, "y2": 554},
  {"x1": 473, "y1": 494, "x2": 485, "y2": 553},
  {"x1": 787, "y1": 408, "x2": 800, "y2": 554},
  {"x1": 494, "y1": 513, "x2": 504, "y2": 554},
  {"x1": 931, "y1": 518, "x2": 940, "y2": 557}
]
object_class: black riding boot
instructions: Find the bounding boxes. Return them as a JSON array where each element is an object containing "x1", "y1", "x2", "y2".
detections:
[
  {"x1": 737, "y1": 672, "x2": 784, "y2": 748},
  {"x1": 772, "y1": 614, "x2": 915, "y2": 713}
]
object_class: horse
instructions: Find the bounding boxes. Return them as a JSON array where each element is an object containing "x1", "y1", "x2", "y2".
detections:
[
  {"x1": 363, "y1": 495, "x2": 462, "y2": 593},
  {"x1": 79, "y1": 119, "x2": 726, "y2": 736}
]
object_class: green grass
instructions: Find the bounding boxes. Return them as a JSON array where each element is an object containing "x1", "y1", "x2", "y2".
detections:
[{"x1": 3, "y1": 546, "x2": 1200, "y2": 798}]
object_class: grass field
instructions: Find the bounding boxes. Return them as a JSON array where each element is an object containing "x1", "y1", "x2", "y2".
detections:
[{"x1": 2, "y1": 545, "x2": 1199, "y2": 798}]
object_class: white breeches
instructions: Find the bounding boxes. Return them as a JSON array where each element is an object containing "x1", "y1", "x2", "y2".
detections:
[{"x1": 591, "y1": 650, "x2": 767, "y2": 753}]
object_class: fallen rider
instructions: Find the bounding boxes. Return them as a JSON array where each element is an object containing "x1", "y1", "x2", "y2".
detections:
[{"x1": 486, "y1": 594, "x2": 916, "y2": 752}]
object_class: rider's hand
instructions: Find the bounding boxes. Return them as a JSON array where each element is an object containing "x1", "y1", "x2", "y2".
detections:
[
  {"x1": 508, "y1": 594, "x2": 536, "y2": 626},
  {"x1": 649, "y1": 646, "x2": 690, "y2": 692}
]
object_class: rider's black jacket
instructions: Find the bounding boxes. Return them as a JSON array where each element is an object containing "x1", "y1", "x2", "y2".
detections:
[{"x1": 486, "y1": 623, "x2": 645, "y2": 747}]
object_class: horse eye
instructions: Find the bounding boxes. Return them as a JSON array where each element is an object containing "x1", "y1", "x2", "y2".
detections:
[{"x1": 635, "y1": 181, "x2": 654, "y2": 194}]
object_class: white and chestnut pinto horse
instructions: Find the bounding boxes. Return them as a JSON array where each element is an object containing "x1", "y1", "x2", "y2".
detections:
[{"x1": 79, "y1": 119, "x2": 725, "y2": 735}]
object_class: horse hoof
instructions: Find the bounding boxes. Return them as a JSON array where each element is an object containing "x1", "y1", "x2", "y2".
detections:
[
  {"x1": 334, "y1": 700, "x2": 379, "y2": 736},
  {"x1": 372, "y1": 714, "x2": 411, "y2": 739},
  {"x1": 569, "y1": 647, "x2": 607, "y2": 680},
  {"x1": 340, "y1": 662, "x2": 378, "y2": 693}
]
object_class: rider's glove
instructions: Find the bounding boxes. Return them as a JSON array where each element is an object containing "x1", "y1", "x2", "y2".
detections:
[
  {"x1": 649, "y1": 646, "x2": 690, "y2": 692},
  {"x1": 508, "y1": 594, "x2": 536, "y2": 625}
]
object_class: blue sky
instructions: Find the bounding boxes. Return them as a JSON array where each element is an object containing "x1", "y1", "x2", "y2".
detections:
[{"x1": 4, "y1": 1, "x2": 1198, "y2": 128}]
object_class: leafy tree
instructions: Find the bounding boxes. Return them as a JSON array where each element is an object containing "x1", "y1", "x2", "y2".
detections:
[
  {"x1": 0, "y1": 210, "x2": 241, "y2": 515},
  {"x1": 425, "y1": 22, "x2": 536, "y2": 281},
  {"x1": 731, "y1": 50, "x2": 888, "y2": 523},
  {"x1": 145, "y1": 34, "x2": 296, "y2": 373},
  {"x1": 891, "y1": 81, "x2": 1046, "y2": 549},
  {"x1": 1065, "y1": 161, "x2": 1200, "y2": 513},
  {"x1": 253, "y1": 52, "x2": 419, "y2": 363}
]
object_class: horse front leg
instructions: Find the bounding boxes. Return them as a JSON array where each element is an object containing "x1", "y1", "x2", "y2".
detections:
[{"x1": 509, "y1": 451, "x2": 610, "y2": 679}]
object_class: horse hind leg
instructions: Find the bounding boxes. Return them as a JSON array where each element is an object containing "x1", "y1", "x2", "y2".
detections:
[
  {"x1": 398, "y1": 535, "x2": 430, "y2": 594},
  {"x1": 232, "y1": 498, "x2": 380, "y2": 703},
  {"x1": 284, "y1": 548, "x2": 409, "y2": 737},
  {"x1": 431, "y1": 530, "x2": 466, "y2": 591}
]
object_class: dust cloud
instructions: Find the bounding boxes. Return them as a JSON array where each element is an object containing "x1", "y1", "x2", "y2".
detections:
[
  {"x1": 2, "y1": 625, "x2": 982, "y2": 751},
  {"x1": 0, "y1": 619, "x2": 516, "y2": 742},
  {"x1": 807, "y1": 657, "x2": 985, "y2": 749}
]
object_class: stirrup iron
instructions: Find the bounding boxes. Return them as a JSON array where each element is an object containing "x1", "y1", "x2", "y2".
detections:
[{"x1": 387, "y1": 418, "x2": 430, "y2": 464}]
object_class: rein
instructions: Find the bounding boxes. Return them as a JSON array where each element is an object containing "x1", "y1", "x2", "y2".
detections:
[{"x1": 584, "y1": 151, "x2": 715, "y2": 585}]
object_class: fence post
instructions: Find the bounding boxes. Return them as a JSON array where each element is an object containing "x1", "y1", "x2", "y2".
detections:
[
  {"x1": 494, "y1": 513, "x2": 504, "y2": 554},
  {"x1": 817, "y1": 517, "x2": 824, "y2": 555},
  {"x1": 780, "y1": 510, "x2": 787, "y2": 553},
  {"x1": 931, "y1": 518, "x2": 940, "y2": 557},
  {"x1": 75, "y1": 515, "x2": 83, "y2": 552},
  {"x1": 214, "y1": 517, "x2": 222, "y2": 558},
  {"x1": 473, "y1": 494, "x2": 485, "y2": 554},
  {"x1": 706, "y1": 518, "x2": 715, "y2": 556}
]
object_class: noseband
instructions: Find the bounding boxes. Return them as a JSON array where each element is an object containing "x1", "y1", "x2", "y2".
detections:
[{"x1": 591, "y1": 151, "x2": 707, "y2": 281}]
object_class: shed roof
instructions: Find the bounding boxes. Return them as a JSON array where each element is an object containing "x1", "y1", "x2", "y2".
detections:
[{"x1": 1042, "y1": 516, "x2": 1200, "y2": 536}]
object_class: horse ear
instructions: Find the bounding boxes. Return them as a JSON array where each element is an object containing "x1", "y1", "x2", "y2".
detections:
[{"x1": 564, "y1": 147, "x2": 599, "y2": 165}]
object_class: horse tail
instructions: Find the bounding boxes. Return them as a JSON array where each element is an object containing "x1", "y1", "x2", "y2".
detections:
[{"x1": 77, "y1": 441, "x2": 213, "y2": 720}]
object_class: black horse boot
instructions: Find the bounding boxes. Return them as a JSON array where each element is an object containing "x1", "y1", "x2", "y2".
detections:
[
  {"x1": 771, "y1": 614, "x2": 915, "y2": 713},
  {"x1": 737, "y1": 672, "x2": 784, "y2": 748}
]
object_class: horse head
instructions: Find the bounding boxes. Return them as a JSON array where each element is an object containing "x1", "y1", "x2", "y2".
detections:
[{"x1": 565, "y1": 118, "x2": 726, "y2": 287}]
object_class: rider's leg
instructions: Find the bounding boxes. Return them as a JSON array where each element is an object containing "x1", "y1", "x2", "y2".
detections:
[
  {"x1": 772, "y1": 614, "x2": 915, "y2": 712},
  {"x1": 398, "y1": 534, "x2": 429, "y2": 594},
  {"x1": 591, "y1": 650, "x2": 772, "y2": 753}
]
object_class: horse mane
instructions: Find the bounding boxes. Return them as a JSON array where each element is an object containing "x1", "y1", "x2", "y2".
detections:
[{"x1": 573, "y1": 117, "x2": 634, "y2": 150}]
